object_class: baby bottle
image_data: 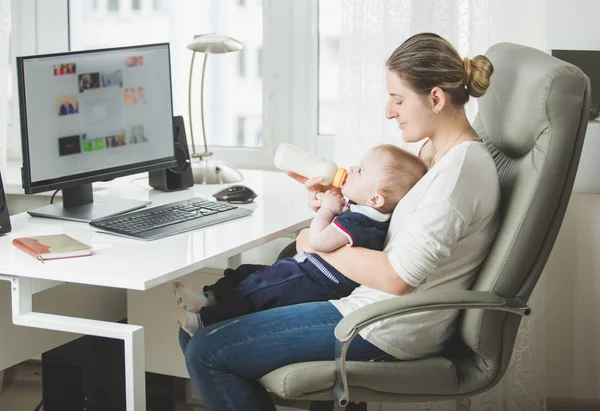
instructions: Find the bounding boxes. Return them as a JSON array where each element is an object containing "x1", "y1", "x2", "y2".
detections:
[{"x1": 273, "y1": 143, "x2": 347, "y2": 188}]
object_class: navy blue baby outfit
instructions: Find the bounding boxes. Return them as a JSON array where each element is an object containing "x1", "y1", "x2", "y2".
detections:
[{"x1": 200, "y1": 206, "x2": 390, "y2": 327}]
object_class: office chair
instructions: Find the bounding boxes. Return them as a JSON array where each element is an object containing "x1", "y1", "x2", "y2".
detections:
[{"x1": 259, "y1": 42, "x2": 591, "y2": 409}]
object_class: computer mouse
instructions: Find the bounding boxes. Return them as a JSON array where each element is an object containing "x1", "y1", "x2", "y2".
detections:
[{"x1": 213, "y1": 185, "x2": 257, "y2": 204}]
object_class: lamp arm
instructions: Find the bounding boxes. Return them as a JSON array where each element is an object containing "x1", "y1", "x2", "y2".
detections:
[
  {"x1": 188, "y1": 52, "x2": 197, "y2": 156},
  {"x1": 200, "y1": 54, "x2": 211, "y2": 156}
]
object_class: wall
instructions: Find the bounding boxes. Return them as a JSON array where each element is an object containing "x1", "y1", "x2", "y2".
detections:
[{"x1": 545, "y1": 0, "x2": 600, "y2": 401}]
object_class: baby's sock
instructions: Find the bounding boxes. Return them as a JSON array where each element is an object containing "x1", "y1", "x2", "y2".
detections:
[
  {"x1": 174, "y1": 308, "x2": 202, "y2": 337},
  {"x1": 205, "y1": 290, "x2": 217, "y2": 306},
  {"x1": 173, "y1": 281, "x2": 210, "y2": 313}
]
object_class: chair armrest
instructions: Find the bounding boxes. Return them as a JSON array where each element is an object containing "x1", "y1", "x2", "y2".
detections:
[
  {"x1": 332, "y1": 290, "x2": 530, "y2": 407},
  {"x1": 335, "y1": 290, "x2": 530, "y2": 342}
]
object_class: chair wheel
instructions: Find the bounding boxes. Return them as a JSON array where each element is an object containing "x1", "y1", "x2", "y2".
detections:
[{"x1": 309, "y1": 401, "x2": 367, "y2": 411}]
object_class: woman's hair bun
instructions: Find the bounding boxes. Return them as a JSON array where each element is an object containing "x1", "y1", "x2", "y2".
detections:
[{"x1": 465, "y1": 55, "x2": 493, "y2": 98}]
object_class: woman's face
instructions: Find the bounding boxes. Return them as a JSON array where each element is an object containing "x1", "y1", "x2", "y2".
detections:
[{"x1": 385, "y1": 70, "x2": 434, "y2": 143}]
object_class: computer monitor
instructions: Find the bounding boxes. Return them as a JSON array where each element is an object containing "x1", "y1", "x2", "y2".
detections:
[
  {"x1": 551, "y1": 50, "x2": 600, "y2": 118},
  {"x1": 16, "y1": 43, "x2": 177, "y2": 222}
]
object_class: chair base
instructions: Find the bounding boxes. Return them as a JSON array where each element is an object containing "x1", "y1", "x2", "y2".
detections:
[{"x1": 309, "y1": 400, "x2": 367, "y2": 411}]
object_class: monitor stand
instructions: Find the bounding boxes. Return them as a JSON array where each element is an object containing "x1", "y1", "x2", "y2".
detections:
[{"x1": 27, "y1": 183, "x2": 150, "y2": 223}]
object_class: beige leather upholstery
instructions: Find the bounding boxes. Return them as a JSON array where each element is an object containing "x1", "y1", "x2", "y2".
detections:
[{"x1": 260, "y1": 43, "x2": 591, "y2": 404}]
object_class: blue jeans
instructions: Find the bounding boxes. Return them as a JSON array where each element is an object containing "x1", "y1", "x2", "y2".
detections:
[{"x1": 179, "y1": 301, "x2": 393, "y2": 411}]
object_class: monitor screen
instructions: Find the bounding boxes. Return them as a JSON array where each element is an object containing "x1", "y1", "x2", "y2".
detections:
[
  {"x1": 16, "y1": 43, "x2": 177, "y2": 222},
  {"x1": 552, "y1": 50, "x2": 600, "y2": 114},
  {"x1": 18, "y1": 43, "x2": 176, "y2": 193}
]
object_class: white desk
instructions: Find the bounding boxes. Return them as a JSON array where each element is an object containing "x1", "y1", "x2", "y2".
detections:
[{"x1": 0, "y1": 169, "x2": 313, "y2": 411}]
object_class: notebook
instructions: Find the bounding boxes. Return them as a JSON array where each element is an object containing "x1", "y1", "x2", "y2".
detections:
[{"x1": 12, "y1": 234, "x2": 92, "y2": 262}]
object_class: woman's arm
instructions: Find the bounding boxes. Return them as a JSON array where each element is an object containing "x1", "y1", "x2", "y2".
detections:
[{"x1": 296, "y1": 229, "x2": 414, "y2": 296}]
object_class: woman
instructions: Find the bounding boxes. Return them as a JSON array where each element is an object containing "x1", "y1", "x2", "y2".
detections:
[{"x1": 179, "y1": 32, "x2": 499, "y2": 410}]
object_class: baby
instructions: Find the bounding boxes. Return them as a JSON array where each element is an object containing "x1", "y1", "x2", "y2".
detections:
[{"x1": 173, "y1": 144, "x2": 428, "y2": 335}]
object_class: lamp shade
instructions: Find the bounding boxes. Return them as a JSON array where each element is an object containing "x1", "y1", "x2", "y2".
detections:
[{"x1": 187, "y1": 34, "x2": 244, "y2": 54}]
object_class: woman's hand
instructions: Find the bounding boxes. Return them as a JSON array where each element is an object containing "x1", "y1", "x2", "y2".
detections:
[{"x1": 286, "y1": 171, "x2": 342, "y2": 212}]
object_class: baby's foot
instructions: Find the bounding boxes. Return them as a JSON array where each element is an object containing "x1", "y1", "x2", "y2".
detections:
[
  {"x1": 205, "y1": 290, "x2": 217, "y2": 306},
  {"x1": 174, "y1": 308, "x2": 202, "y2": 337},
  {"x1": 173, "y1": 281, "x2": 209, "y2": 313}
]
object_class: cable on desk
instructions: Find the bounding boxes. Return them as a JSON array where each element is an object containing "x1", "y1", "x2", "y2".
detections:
[
  {"x1": 50, "y1": 189, "x2": 60, "y2": 204},
  {"x1": 33, "y1": 398, "x2": 43, "y2": 411}
]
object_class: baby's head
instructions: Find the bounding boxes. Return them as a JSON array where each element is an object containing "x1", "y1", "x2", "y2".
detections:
[{"x1": 341, "y1": 144, "x2": 427, "y2": 214}]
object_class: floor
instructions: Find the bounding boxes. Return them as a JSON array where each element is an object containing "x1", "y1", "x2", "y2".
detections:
[
  {"x1": 2, "y1": 361, "x2": 597, "y2": 411},
  {"x1": 0, "y1": 361, "x2": 306, "y2": 411}
]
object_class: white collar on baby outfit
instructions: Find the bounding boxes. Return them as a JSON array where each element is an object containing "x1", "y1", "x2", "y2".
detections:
[{"x1": 349, "y1": 204, "x2": 391, "y2": 222}]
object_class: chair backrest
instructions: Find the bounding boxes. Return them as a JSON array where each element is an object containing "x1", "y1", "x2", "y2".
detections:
[{"x1": 457, "y1": 43, "x2": 590, "y2": 391}]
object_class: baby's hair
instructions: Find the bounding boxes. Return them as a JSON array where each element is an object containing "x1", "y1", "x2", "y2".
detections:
[{"x1": 371, "y1": 144, "x2": 428, "y2": 213}]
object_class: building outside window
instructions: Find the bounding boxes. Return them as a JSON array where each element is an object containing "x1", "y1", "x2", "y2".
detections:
[
  {"x1": 238, "y1": 48, "x2": 246, "y2": 77},
  {"x1": 256, "y1": 47, "x2": 262, "y2": 78},
  {"x1": 317, "y1": 0, "x2": 341, "y2": 135},
  {"x1": 108, "y1": 0, "x2": 119, "y2": 12},
  {"x1": 236, "y1": 116, "x2": 246, "y2": 145}
]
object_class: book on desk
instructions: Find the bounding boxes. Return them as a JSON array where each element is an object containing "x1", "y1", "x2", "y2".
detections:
[{"x1": 12, "y1": 234, "x2": 92, "y2": 262}]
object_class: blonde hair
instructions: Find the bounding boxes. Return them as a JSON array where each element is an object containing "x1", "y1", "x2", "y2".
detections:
[
  {"x1": 386, "y1": 32, "x2": 494, "y2": 105},
  {"x1": 371, "y1": 144, "x2": 428, "y2": 214}
]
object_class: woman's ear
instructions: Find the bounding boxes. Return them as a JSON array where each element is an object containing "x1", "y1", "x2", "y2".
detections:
[
  {"x1": 368, "y1": 193, "x2": 385, "y2": 209},
  {"x1": 430, "y1": 87, "x2": 447, "y2": 114}
]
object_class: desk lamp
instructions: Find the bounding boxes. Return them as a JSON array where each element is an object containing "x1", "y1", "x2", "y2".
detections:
[{"x1": 187, "y1": 34, "x2": 244, "y2": 184}]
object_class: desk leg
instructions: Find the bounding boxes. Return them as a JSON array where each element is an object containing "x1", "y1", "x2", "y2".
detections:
[{"x1": 3, "y1": 276, "x2": 146, "y2": 411}]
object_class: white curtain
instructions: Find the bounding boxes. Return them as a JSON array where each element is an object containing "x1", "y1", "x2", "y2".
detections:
[
  {"x1": 334, "y1": 1, "x2": 547, "y2": 410},
  {"x1": 0, "y1": 0, "x2": 9, "y2": 391},
  {"x1": 0, "y1": 0, "x2": 11, "y2": 169}
]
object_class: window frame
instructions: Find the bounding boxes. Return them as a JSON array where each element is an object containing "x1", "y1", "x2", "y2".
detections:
[{"x1": 8, "y1": 0, "x2": 329, "y2": 170}]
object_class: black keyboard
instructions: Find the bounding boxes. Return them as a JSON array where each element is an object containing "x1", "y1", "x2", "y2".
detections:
[{"x1": 89, "y1": 198, "x2": 253, "y2": 240}]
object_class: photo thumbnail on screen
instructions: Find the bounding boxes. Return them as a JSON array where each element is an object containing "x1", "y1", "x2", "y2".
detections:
[
  {"x1": 129, "y1": 124, "x2": 147, "y2": 144},
  {"x1": 125, "y1": 56, "x2": 144, "y2": 67},
  {"x1": 56, "y1": 95, "x2": 79, "y2": 116},
  {"x1": 106, "y1": 132, "x2": 127, "y2": 148},
  {"x1": 58, "y1": 134, "x2": 82, "y2": 156},
  {"x1": 100, "y1": 69, "x2": 124, "y2": 88},
  {"x1": 125, "y1": 86, "x2": 146, "y2": 105},
  {"x1": 53, "y1": 63, "x2": 76, "y2": 76},
  {"x1": 82, "y1": 134, "x2": 106, "y2": 152},
  {"x1": 78, "y1": 72, "x2": 101, "y2": 93}
]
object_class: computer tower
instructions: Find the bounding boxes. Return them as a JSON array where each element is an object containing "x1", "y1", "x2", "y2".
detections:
[
  {"x1": 42, "y1": 334, "x2": 125, "y2": 411},
  {"x1": 149, "y1": 116, "x2": 194, "y2": 191},
  {"x1": 42, "y1": 334, "x2": 176, "y2": 411}
]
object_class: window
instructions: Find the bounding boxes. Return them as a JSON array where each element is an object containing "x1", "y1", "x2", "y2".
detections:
[
  {"x1": 108, "y1": 0, "x2": 119, "y2": 12},
  {"x1": 236, "y1": 116, "x2": 246, "y2": 145},
  {"x1": 256, "y1": 47, "x2": 262, "y2": 78},
  {"x1": 238, "y1": 0, "x2": 246, "y2": 6},
  {"x1": 68, "y1": 0, "x2": 262, "y2": 153},
  {"x1": 317, "y1": 0, "x2": 341, "y2": 136},
  {"x1": 256, "y1": 129, "x2": 263, "y2": 146},
  {"x1": 9, "y1": 1, "x2": 326, "y2": 168},
  {"x1": 132, "y1": 0, "x2": 141, "y2": 11},
  {"x1": 238, "y1": 49, "x2": 246, "y2": 77}
]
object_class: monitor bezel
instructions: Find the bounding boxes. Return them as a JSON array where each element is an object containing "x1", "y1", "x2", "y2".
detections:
[{"x1": 17, "y1": 42, "x2": 178, "y2": 195}]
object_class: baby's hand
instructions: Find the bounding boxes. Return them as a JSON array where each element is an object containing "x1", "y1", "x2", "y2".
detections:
[{"x1": 320, "y1": 191, "x2": 346, "y2": 215}]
